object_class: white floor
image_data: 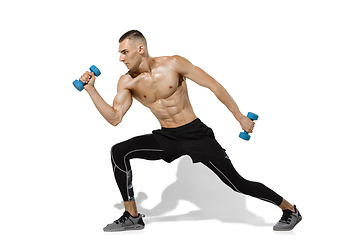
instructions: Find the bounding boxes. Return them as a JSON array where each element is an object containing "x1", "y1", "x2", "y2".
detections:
[{"x1": 1, "y1": 153, "x2": 358, "y2": 240}]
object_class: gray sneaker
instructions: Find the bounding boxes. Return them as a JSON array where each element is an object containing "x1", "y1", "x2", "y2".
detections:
[
  {"x1": 273, "y1": 205, "x2": 302, "y2": 231},
  {"x1": 103, "y1": 211, "x2": 145, "y2": 232}
]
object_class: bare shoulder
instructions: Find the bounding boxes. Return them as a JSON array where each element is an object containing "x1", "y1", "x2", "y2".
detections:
[
  {"x1": 117, "y1": 74, "x2": 133, "y2": 91},
  {"x1": 152, "y1": 55, "x2": 185, "y2": 65},
  {"x1": 164, "y1": 55, "x2": 195, "y2": 76},
  {"x1": 164, "y1": 55, "x2": 188, "y2": 65},
  {"x1": 119, "y1": 73, "x2": 132, "y2": 82},
  {"x1": 157, "y1": 55, "x2": 193, "y2": 72}
]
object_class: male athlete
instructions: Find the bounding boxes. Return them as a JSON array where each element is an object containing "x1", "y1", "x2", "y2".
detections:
[{"x1": 79, "y1": 30, "x2": 302, "y2": 232}]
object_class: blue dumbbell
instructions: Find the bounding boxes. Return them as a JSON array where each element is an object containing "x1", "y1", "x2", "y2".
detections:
[
  {"x1": 239, "y1": 112, "x2": 259, "y2": 141},
  {"x1": 73, "y1": 65, "x2": 101, "y2": 91}
]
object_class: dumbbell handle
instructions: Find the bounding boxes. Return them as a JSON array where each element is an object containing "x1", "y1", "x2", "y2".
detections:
[
  {"x1": 239, "y1": 112, "x2": 258, "y2": 141},
  {"x1": 73, "y1": 65, "x2": 101, "y2": 91}
]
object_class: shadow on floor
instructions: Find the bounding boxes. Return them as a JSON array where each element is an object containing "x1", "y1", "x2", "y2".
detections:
[{"x1": 115, "y1": 156, "x2": 273, "y2": 226}]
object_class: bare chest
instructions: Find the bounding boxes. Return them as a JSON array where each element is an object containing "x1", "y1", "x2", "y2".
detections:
[{"x1": 129, "y1": 68, "x2": 183, "y2": 105}]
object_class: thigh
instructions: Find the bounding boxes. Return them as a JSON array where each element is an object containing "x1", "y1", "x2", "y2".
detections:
[
  {"x1": 201, "y1": 157, "x2": 247, "y2": 192},
  {"x1": 111, "y1": 134, "x2": 167, "y2": 166}
]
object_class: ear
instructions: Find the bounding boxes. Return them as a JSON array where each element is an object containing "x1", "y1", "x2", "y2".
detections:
[{"x1": 138, "y1": 45, "x2": 145, "y2": 54}]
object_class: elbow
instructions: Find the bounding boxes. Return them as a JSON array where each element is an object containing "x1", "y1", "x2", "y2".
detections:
[
  {"x1": 210, "y1": 83, "x2": 222, "y2": 98},
  {"x1": 108, "y1": 110, "x2": 123, "y2": 126},
  {"x1": 109, "y1": 117, "x2": 122, "y2": 127},
  {"x1": 110, "y1": 122, "x2": 119, "y2": 127}
]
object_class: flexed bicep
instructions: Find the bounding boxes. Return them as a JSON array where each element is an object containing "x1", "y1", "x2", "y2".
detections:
[{"x1": 112, "y1": 87, "x2": 133, "y2": 124}]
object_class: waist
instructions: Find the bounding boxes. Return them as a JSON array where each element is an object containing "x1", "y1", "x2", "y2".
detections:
[{"x1": 161, "y1": 118, "x2": 202, "y2": 133}]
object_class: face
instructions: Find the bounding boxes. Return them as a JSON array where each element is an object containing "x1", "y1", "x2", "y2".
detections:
[{"x1": 119, "y1": 39, "x2": 144, "y2": 70}]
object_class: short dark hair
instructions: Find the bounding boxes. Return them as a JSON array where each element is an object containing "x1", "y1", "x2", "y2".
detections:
[{"x1": 119, "y1": 30, "x2": 147, "y2": 46}]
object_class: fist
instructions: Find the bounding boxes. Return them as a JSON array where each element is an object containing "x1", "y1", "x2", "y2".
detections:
[
  {"x1": 79, "y1": 71, "x2": 96, "y2": 90},
  {"x1": 240, "y1": 115, "x2": 255, "y2": 133}
]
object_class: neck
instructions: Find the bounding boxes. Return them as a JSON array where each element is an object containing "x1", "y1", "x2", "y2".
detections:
[{"x1": 136, "y1": 53, "x2": 153, "y2": 74}]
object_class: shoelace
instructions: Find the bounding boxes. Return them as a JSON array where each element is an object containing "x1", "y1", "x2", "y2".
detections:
[
  {"x1": 114, "y1": 215, "x2": 129, "y2": 225},
  {"x1": 114, "y1": 213, "x2": 145, "y2": 225},
  {"x1": 279, "y1": 210, "x2": 293, "y2": 224}
]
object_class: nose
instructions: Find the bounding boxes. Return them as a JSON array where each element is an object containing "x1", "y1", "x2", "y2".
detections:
[{"x1": 119, "y1": 54, "x2": 125, "y2": 62}]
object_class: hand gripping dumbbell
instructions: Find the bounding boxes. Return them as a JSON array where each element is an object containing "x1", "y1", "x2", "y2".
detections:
[
  {"x1": 239, "y1": 112, "x2": 259, "y2": 141},
  {"x1": 73, "y1": 65, "x2": 101, "y2": 91}
]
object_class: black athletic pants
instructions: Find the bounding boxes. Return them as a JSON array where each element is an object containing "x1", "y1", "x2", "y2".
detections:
[{"x1": 111, "y1": 134, "x2": 283, "y2": 206}]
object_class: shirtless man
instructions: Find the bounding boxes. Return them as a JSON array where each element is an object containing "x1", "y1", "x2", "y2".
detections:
[{"x1": 79, "y1": 30, "x2": 302, "y2": 232}]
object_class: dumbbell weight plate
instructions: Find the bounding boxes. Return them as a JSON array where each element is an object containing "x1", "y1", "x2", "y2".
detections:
[
  {"x1": 73, "y1": 80, "x2": 84, "y2": 91},
  {"x1": 239, "y1": 131, "x2": 250, "y2": 140},
  {"x1": 89, "y1": 65, "x2": 101, "y2": 76},
  {"x1": 247, "y1": 112, "x2": 258, "y2": 121}
]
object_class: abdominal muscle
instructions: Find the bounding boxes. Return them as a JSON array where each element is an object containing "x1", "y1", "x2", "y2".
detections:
[
  {"x1": 147, "y1": 86, "x2": 197, "y2": 128},
  {"x1": 152, "y1": 104, "x2": 197, "y2": 128}
]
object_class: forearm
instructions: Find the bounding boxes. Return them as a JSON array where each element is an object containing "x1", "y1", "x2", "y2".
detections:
[
  {"x1": 212, "y1": 82, "x2": 256, "y2": 133},
  {"x1": 86, "y1": 87, "x2": 120, "y2": 125},
  {"x1": 211, "y1": 81, "x2": 245, "y2": 122}
]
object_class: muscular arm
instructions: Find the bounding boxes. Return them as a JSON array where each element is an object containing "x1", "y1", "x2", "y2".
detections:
[
  {"x1": 84, "y1": 74, "x2": 132, "y2": 126},
  {"x1": 171, "y1": 55, "x2": 254, "y2": 133}
]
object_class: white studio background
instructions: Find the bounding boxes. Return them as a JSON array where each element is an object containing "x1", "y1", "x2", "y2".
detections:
[{"x1": 1, "y1": 0, "x2": 359, "y2": 239}]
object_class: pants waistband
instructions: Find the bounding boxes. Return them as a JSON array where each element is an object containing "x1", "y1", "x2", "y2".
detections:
[{"x1": 161, "y1": 118, "x2": 202, "y2": 133}]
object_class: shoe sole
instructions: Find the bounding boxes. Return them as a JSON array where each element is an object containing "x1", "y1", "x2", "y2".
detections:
[
  {"x1": 104, "y1": 224, "x2": 145, "y2": 232},
  {"x1": 273, "y1": 215, "x2": 302, "y2": 231}
]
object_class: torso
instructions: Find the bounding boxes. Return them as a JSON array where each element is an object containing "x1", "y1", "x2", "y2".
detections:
[{"x1": 122, "y1": 56, "x2": 197, "y2": 128}]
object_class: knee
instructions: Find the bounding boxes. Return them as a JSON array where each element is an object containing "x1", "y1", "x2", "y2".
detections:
[
  {"x1": 111, "y1": 142, "x2": 121, "y2": 154},
  {"x1": 239, "y1": 180, "x2": 266, "y2": 196},
  {"x1": 111, "y1": 143, "x2": 120, "y2": 157},
  {"x1": 111, "y1": 142, "x2": 126, "y2": 165}
]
